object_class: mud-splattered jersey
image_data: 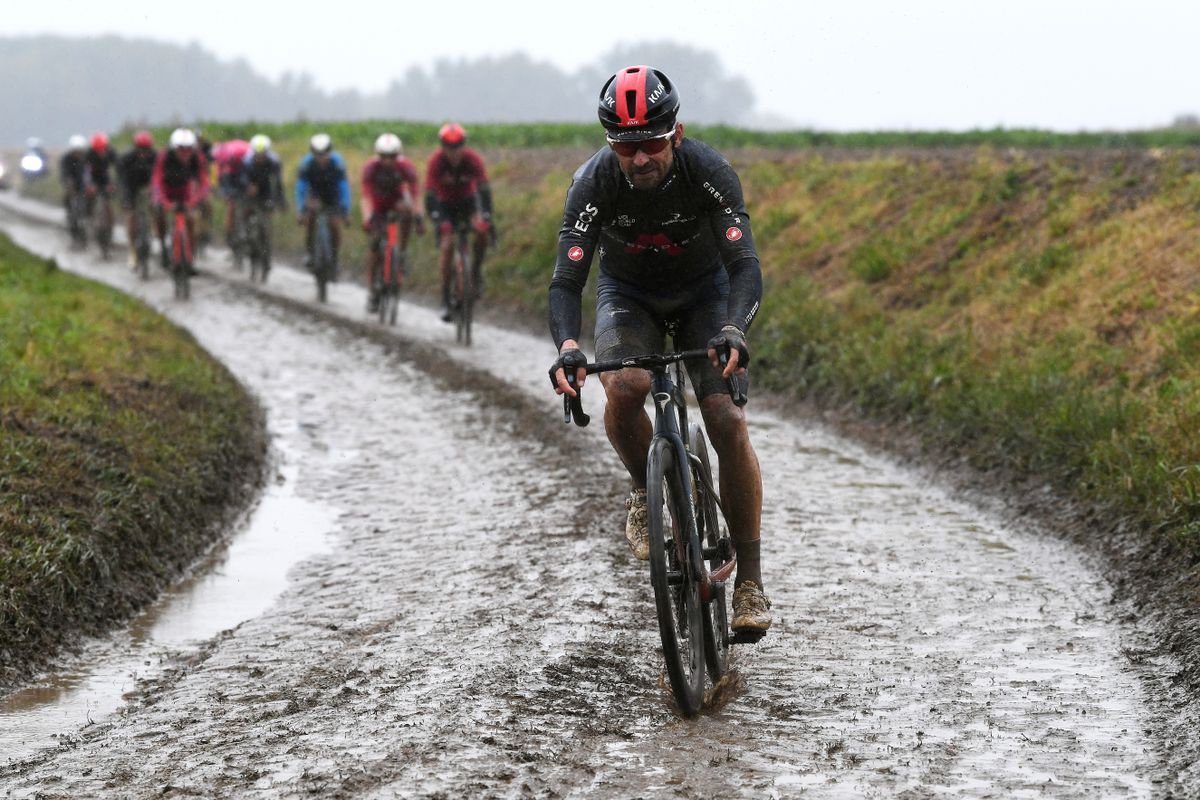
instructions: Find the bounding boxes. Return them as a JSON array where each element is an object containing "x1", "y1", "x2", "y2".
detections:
[{"x1": 548, "y1": 137, "x2": 762, "y2": 347}]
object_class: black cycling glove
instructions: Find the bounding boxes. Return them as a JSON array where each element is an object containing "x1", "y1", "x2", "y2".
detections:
[
  {"x1": 548, "y1": 347, "x2": 587, "y2": 389},
  {"x1": 707, "y1": 325, "x2": 750, "y2": 369}
]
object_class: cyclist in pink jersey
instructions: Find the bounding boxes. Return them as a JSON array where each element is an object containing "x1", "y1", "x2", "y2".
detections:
[{"x1": 213, "y1": 138, "x2": 252, "y2": 248}]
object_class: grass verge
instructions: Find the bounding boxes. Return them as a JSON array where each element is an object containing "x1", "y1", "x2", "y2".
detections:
[{"x1": 0, "y1": 232, "x2": 266, "y2": 688}]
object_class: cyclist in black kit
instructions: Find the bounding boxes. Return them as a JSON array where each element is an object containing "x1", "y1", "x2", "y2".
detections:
[{"x1": 547, "y1": 65, "x2": 770, "y2": 634}]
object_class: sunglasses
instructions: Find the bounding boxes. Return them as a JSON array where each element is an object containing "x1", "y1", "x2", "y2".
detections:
[{"x1": 606, "y1": 129, "x2": 675, "y2": 158}]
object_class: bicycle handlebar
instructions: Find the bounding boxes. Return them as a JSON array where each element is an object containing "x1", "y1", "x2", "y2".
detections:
[{"x1": 562, "y1": 348, "x2": 747, "y2": 427}]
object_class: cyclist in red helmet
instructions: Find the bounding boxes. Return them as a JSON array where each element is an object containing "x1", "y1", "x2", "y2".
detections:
[
  {"x1": 84, "y1": 132, "x2": 118, "y2": 245},
  {"x1": 548, "y1": 65, "x2": 770, "y2": 634},
  {"x1": 361, "y1": 132, "x2": 422, "y2": 312},
  {"x1": 117, "y1": 130, "x2": 159, "y2": 269},
  {"x1": 424, "y1": 122, "x2": 494, "y2": 321}
]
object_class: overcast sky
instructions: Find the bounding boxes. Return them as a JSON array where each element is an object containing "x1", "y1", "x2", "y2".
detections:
[{"x1": 8, "y1": 0, "x2": 1199, "y2": 131}]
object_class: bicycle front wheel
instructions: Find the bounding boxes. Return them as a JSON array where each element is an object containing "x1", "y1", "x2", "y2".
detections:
[
  {"x1": 647, "y1": 436, "x2": 706, "y2": 716},
  {"x1": 689, "y1": 424, "x2": 730, "y2": 681}
]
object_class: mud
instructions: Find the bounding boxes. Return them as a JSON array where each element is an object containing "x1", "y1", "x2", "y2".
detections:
[{"x1": 0, "y1": 195, "x2": 1186, "y2": 797}]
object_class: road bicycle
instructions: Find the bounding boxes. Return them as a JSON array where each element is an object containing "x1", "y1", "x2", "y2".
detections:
[
  {"x1": 562, "y1": 348, "x2": 756, "y2": 716},
  {"x1": 450, "y1": 220, "x2": 475, "y2": 345},
  {"x1": 228, "y1": 196, "x2": 249, "y2": 272},
  {"x1": 92, "y1": 190, "x2": 114, "y2": 260},
  {"x1": 374, "y1": 210, "x2": 406, "y2": 326},
  {"x1": 66, "y1": 188, "x2": 88, "y2": 248},
  {"x1": 168, "y1": 202, "x2": 193, "y2": 300},
  {"x1": 245, "y1": 200, "x2": 272, "y2": 283},
  {"x1": 309, "y1": 205, "x2": 338, "y2": 303},
  {"x1": 131, "y1": 189, "x2": 152, "y2": 280}
]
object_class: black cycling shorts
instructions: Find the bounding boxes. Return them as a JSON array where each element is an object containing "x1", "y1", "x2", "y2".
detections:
[
  {"x1": 434, "y1": 199, "x2": 477, "y2": 243},
  {"x1": 593, "y1": 270, "x2": 747, "y2": 402}
]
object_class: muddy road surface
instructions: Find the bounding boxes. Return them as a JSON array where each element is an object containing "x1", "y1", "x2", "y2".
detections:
[{"x1": 0, "y1": 199, "x2": 1172, "y2": 797}]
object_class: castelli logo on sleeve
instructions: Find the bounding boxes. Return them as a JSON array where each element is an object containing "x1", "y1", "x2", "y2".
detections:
[
  {"x1": 726, "y1": 227, "x2": 743, "y2": 241},
  {"x1": 568, "y1": 246, "x2": 585, "y2": 261}
]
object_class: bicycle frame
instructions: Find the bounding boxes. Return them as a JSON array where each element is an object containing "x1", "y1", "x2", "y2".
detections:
[
  {"x1": 648, "y1": 362, "x2": 736, "y2": 603},
  {"x1": 565, "y1": 350, "x2": 739, "y2": 599}
]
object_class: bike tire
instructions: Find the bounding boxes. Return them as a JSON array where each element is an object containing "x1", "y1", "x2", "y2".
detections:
[
  {"x1": 454, "y1": 241, "x2": 473, "y2": 346},
  {"x1": 647, "y1": 437, "x2": 706, "y2": 717},
  {"x1": 95, "y1": 203, "x2": 112, "y2": 260},
  {"x1": 689, "y1": 424, "x2": 730, "y2": 681},
  {"x1": 171, "y1": 216, "x2": 191, "y2": 300},
  {"x1": 69, "y1": 194, "x2": 87, "y2": 247},
  {"x1": 315, "y1": 214, "x2": 333, "y2": 303}
]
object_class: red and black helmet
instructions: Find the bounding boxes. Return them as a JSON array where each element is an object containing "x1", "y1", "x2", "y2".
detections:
[
  {"x1": 597, "y1": 65, "x2": 680, "y2": 141},
  {"x1": 133, "y1": 130, "x2": 153, "y2": 148},
  {"x1": 438, "y1": 123, "x2": 466, "y2": 146},
  {"x1": 90, "y1": 132, "x2": 110, "y2": 152}
]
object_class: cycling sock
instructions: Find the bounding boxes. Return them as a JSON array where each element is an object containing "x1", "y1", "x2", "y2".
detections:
[{"x1": 734, "y1": 538, "x2": 762, "y2": 588}]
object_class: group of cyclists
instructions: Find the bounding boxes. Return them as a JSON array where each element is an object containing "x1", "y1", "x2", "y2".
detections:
[
  {"x1": 290, "y1": 122, "x2": 494, "y2": 318},
  {"x1": 57, "y1": 123, "x2": 494, "y2": 320},
  {"x1": 54, "y1": 63, "x2": 771, "y2": 638}
]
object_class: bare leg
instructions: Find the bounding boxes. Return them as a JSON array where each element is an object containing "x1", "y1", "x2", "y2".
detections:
[
  {"x1": 699, "y1": 394, "x2": 763, "y2": 589},
  {"x1": 600, "y1": 369, "x2": 654, "y2": 489}
]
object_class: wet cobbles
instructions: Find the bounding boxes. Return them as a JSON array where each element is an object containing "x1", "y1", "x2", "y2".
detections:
[{"x1": 0, "y1": 201, "x2": 1168, "y2": 797}]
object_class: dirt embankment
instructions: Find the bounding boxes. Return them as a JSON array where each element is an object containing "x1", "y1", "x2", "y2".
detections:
[{"x1": 0, "y1": 230, "x2": 268, "y2": 690}]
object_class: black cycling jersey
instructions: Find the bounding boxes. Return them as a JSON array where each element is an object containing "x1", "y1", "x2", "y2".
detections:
[
  {"x1": 548, "y1": 138, "x2": 762, "y2": 348},
  {"x1": 85, "y1": 149, "x2": 117, "y2": 190},
  {"x1": 118, "y1": 148, "x2": 157, "y2": 193},
  {"x1": 243, "y1": 153, "x2": 286, "y2": 206},
  {"x1": 60, "y1": 152, "x2": 86, "y2": 191}
]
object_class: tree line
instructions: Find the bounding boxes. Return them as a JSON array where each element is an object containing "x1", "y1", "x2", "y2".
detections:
[{"x1": 0, "y1": 36, "x2": 765, "y2": 147}]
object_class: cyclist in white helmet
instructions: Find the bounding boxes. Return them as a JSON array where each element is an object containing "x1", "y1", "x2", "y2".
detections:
[
  {"x1": 150, "y1": 128, "x2": 209, "y2": 268},
  {"x1": 360, "y1": 132, "x2": 421, "y2": 312},
  {"x1": 295, "y1": 133, "x2": 351, "y2": 272}
]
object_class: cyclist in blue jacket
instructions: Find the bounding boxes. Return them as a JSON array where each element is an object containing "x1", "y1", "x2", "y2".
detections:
[{"x1": 295, "y1": 133, "x2": 351, "y2": 271}]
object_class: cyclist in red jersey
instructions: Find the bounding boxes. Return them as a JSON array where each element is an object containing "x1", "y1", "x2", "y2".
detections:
[
  {"x1": 424, "y1": 123, "x2": 494, "y2": 322},
  {"x1": 361, "y1": 133, "x2": 422, "y2": 313},
  {"x1": 151, "y1": 128, "x2": 209, "y2": 269}
]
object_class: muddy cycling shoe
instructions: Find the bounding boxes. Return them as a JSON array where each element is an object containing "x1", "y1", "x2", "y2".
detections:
[
  {"x1": 624, "y1": 488, "x2": 650, "y2": 561},
  {"x1": 367, "y1": 290, "x2": 380, "y2": 313},
  {"x1": 731, "y1": 581, "x2": 772, "y2": 633},
  {"x1": 440, "y1": 304, "x2": 454, "y2": 323}
]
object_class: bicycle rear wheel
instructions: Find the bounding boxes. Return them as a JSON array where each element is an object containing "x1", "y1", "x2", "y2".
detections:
[
  {"x1": 689, "y1": 424, "x2": 730, "y2": 681},
  {"x1": 647, "y1": 436, "x2": 706, "y2": 716}
]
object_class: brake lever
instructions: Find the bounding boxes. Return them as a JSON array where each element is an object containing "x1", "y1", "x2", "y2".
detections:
[
  {"x1": 718, "y1": 349, "x2": 749, "y2": 407},
  {"x1": 563, "y1": 374, "x2": 591, "y2": 427}
]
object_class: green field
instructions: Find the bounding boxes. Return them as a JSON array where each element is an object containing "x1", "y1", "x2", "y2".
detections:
[{"x1": 38, "y1": 119, "x2": 1200, "y2": 562}]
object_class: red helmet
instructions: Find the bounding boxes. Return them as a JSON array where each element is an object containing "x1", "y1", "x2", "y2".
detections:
[
  {"x1": 598, "y1": 65, "x2": 680, "y2": 142},
  {"x1": 133, "y1": 130, "x2": 153, "y2": 148},
  {"x1": 90, "y1": 132, "x2": 110, "y2": 152},
  {"x1": 438, "y1": 123, "x2": 466, "y2": 146}
]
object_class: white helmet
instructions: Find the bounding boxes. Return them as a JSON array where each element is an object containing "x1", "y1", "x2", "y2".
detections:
[
  {"x1": 169, "y1": 128, "x2": 198, "y2": 150},
  {"x1": 310, "y1": 133, "x2": 332, "y2": 154},
  {"x1": 250, "y1": 133, "x2": 271, "y2": 153},
  {"x1": 374, "y1": 133, "x2": 402, "y2": 156},
  {"x1": 67, "y1": 134, "x2": 87, "y2": 151}
]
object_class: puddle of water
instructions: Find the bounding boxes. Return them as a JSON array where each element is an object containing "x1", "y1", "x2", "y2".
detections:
[{"x1": 0, "y1": 457, "x2": 334, "y2": 763}]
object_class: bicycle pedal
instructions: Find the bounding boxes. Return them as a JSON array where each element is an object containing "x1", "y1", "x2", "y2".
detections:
[{"x1": 730, "y1": 629, "x2": 767, "y2": 645}]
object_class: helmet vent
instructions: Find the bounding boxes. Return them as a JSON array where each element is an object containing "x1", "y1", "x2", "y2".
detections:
[{"x1": 623, "y1": 91, "x2": 639, "y2": 120}]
